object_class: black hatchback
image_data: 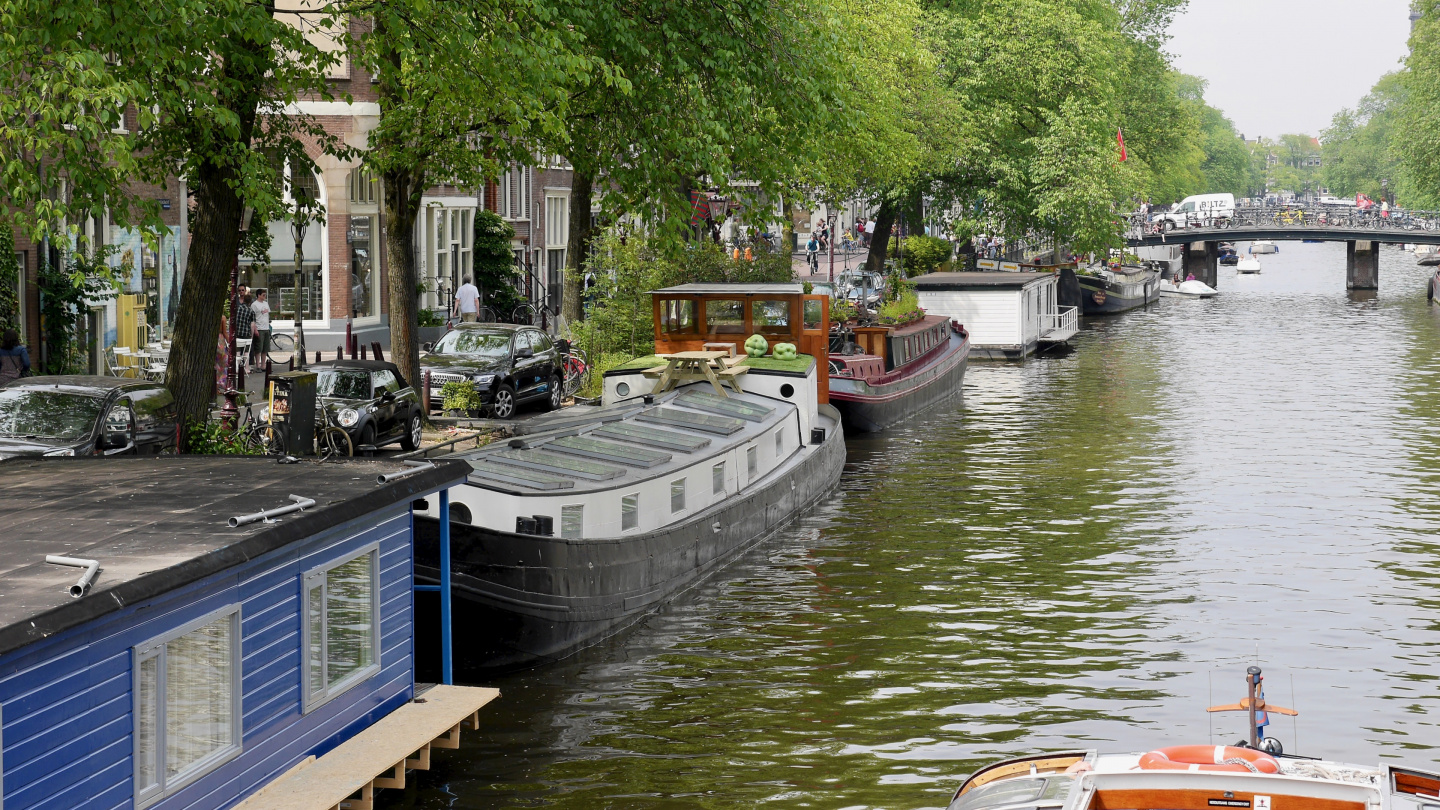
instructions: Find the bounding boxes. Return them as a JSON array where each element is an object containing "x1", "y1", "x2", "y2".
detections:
[
  {"x1": 307, "y1": 360, "x2": 425, "y2": 451},
  {"x1": 0, "y1": 376, "x2": 178, "y2": 460},
  {"x1": 418, "y1": 323, "x2": 563, "y2": 418}
]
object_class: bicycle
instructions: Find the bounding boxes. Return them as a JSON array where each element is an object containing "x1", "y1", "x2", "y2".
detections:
[
  {"x1": 226, "y1": 391, "x2": 286, "y2": 456},
  {"x1": 561, "y1": 347, "x2": 590, "y2": 399},
  {"x1": 315, "y1": 407, "x2": 353, "y2": 461}
]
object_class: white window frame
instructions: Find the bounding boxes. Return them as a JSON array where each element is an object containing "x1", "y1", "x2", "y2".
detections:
[
  {"x1": 670, "y1": 478, "x2": 686, "y2": 514},
  {"x1": 712, "y1": 461, "x2": 725, "y2": 495},
  {"x1": 621, "y1": 493, "x2": 639, "y2": 532},
  {"x1": 774, "y1": 430, "x2": 784, "y2": 456},
  {"x1": 301, "y1": 545, "x2": 382, "y2": 714},
  {"x1": 132, "y1": 604, "x2": 243, "y2": 809},
  {"x1": 747, "y1": 446, "x2": 758, "y2": 478},
  {"x1": 561, "y1": 504, "x2": 584, "y2": 540}
]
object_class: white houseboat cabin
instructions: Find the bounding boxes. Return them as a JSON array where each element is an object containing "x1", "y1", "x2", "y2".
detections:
[{"x1": 913, "y1": 271, "x2": 1079, "y2": 360}]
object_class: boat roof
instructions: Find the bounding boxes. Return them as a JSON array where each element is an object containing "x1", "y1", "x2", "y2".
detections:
[
  {"x1": 453, "y1": 386, "x2": 796, "y2": 495},
  {"x1": 650, "y1": 283, "x2": 806, "y2": 295},
  {"x1": 914, "y1": 272, "x2": 1056, "y2": 290},
  {"x1": 0, "y1": 457, "x2": 467, "y2": 657}
]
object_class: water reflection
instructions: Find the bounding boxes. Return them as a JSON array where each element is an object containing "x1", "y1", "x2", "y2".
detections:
[{"x1": 386, "y1": 242, "x2": 1440, "y2": 809}]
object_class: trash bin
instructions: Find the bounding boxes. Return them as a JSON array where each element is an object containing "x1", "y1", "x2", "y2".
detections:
[{"x1": 270, "y1": 370, "x2": 316, "y2": 455}]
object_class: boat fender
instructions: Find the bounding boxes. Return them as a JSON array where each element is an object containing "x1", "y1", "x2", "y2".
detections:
[{"x1": 1137, "y1": 746, "x2": 1280, "y2": 774}]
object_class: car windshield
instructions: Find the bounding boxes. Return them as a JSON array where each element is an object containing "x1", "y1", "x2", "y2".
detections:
[
  {"x1": 0, "y1": 389, "x2": 105, "y2": 440},
  {"x1": 433, "y1": 330, "x2": 512, "y2": 356},
  {"x1": 317, "y1": 369, "x2": 371, "y2": 399}
]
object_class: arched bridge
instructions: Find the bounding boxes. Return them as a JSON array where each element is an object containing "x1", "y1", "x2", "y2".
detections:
[{"x1": 1125, "y1": 210, "x2": 1440, "y2": 290}]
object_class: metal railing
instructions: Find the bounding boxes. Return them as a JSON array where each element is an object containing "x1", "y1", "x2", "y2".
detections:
[
  {"x1": 1127, "y1": 205, "x2": 1440, "y2": 241},
  {"x1": 1041, "y1": 306, "x2": 1079, "y2": 341}
]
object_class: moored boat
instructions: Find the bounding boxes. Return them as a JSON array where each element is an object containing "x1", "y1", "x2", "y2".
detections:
[
  {"x1": 1159, "y1": 278, "x2": 1219, "y2": 298},
  {"x1": 413, "y1": 283, "x2": 845, "y2": 674},
  {"x1": 828, "y1": 315, "x2": 970, "y2": 433},
  {"x1": 1076, "y1": 263, "x2": 1161, "y2": 314},
  {"x1": 1237, "y1": 255, "x2": 1263, "y2": 274},
  {"x1": 1250, "y1": 240, "x2": 1280, "y2": 254}
]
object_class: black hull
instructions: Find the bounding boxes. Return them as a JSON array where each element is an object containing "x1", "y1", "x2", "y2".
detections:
[
  {"x1": 1078, "y1": 274, "x2": 1161, "y2": 315},
  {"x1": 413, "y1": 406, "x2": 847, "y2": 676},
  {"x1": 829, "y1": 333, "x2": 969, "y2": 433}
]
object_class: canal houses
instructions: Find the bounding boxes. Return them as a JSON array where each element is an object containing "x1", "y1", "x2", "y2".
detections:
[
  {"x1": 913, "y1": 271, "x2": 1079, "y2": 360},
  {"x1": 0, "y1": 456, "x2": 491, "y2": 810}
]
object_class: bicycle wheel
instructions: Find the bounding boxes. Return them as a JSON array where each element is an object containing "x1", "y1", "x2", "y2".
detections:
[
  {"x1": 243, "y1": 424, "x2": 286, "y2": 456},
  {"x1": 269, "y1": 333, "x2": 295, "y2": 352},
  {"x1": 320, "y1": 426, "x2": 353, "y2": 460}
]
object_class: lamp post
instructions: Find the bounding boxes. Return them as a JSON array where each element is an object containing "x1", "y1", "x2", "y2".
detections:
[
  {"x1": 291, "y1": 218, "x2": 307, "y2": 369},
  {"x1": 220, "y1": 206, "x2": 254, "y2": 430}
]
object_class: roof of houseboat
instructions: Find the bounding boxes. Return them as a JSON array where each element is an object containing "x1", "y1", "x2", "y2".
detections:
[
  {"x1": 454, "y1": 388, "x2": 799, "y2": 495},
  {"x1": 0, "y1": 456, "x2": 467, "y2": 656},
  {"x1": 651, "y1": 283, "x2": 806, "y2": 295},
  {"x1": 914, "y1": 271, "x2": 1056, "y2": 290}
]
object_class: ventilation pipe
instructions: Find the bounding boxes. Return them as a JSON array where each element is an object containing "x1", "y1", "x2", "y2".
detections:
[
  {"x1": 45, "y1": 555, "x2": 100, "y2": 598},
  {"x1": 228, "y1": 494, "x2": 316, "y2": 528},
  {"x1": 377, "y1": 460, "x2": 435, "y2": 484}
]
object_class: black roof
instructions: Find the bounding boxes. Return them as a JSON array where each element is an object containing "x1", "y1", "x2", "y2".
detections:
[
  {"x1": 453, "y1": 322, "x2": 530, "y2": 332},
  {"x1": 0, "y1": 456, "x2": 467, "y2": 656},
  {"x1": 1, "y1": 375, "x2": 163, "y2": 393},
  {"x1": 308, "y1": 359, "x2": 403, "y2": 373}
]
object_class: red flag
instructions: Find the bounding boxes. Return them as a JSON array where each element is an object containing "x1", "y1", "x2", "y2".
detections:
[{"x1": 1117, "y1": 129, "x2": 1128, "y2": 162}]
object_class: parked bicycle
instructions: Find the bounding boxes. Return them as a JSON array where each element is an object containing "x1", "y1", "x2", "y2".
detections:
[
  {"x1": 226, "y1": 391, "x2": 286, "y2": 456},
  {"x1": 315, "y1": 406, "x2": 353, "y2": 461},
  {"x1": 561, "y1": 346, "x2": 590, "y2": 399}
]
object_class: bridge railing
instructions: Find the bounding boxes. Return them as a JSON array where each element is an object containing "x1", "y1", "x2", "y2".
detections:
[{"x1": 1125, "y1": 206, "x2": 1440, "y2": 241}]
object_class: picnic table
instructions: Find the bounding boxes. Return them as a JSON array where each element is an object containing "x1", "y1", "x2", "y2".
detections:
[{"x1": 645, "y1": 350, "x2": 748, "y2": 396}]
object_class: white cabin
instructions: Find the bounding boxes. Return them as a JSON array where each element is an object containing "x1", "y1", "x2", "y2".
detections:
[{"x1": 913, "y1": 272, "x2": 1078, "y2": 360}]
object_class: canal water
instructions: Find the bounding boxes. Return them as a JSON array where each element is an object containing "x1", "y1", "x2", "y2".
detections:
[{"x1": 388, "y1": 241, "x2": 1440, "y2": 809}]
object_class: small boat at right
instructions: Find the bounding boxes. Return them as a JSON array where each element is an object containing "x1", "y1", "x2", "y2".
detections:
[
  {"x1": 1236, "y1": 255, "x2": 1263, "y2": 274},
  {"x1": 1250, "y1": 240, "x2": 1280, "y2": 254},
  {"x1": 1159, "y1": 277, "x2": 1219, "y2": 298}
]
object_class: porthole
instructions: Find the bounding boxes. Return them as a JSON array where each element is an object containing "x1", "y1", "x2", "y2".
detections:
[
  {"x1": 780, "y1": 383, "x2": 795, "y2": 398},
  {"x1": 449, "y1": 503, "x2": 472, "y2": 525},
  {"x1": 616, "y1": 382, "x2": 631, "y2": 397}
]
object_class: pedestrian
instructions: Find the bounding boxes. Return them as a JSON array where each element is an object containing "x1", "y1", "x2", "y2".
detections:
[
  {"x1": 234, "y1": 289, "x2": 255, "y2": 364},
  {"x1": 250, "y1": 289, "x2": 271, "y2": 372},
  {"x1": 0, "y1": 328, "x2": 31, "y2": 384},
  {"x1": 454, "y1": 275, "x2": 481, "y2": 323}
]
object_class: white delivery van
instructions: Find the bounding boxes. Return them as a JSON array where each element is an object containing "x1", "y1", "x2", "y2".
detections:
[{"x1": 1151, "y1": 193, "x2": 1236, "y2": 231}]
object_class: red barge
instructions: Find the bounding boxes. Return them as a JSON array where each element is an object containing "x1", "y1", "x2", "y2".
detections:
[{"x1": 828, "y1": 315, "x2": 970, "y2": 433}]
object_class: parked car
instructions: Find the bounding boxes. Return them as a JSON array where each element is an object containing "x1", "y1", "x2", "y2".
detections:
[
  {"x1": 303, "y1": 360, "x2": 424, "y2": 451},
  {"x1": 0, "y1": 376, "x2": 177, "y2": 460},
  {"x1": 419, "y1": 323, "x2": 563, "y2": 418}
]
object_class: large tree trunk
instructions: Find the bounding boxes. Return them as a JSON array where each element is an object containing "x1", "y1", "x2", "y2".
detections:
[
  {"x1": 864, "y1": 199, "x2": 897, "y2": 275},
  {"x1": 383, "y1": 169, "x2": 422, "y2": 395},
  {"x1": 562, "y1": 166, "x2": 594, "y2": 326}
]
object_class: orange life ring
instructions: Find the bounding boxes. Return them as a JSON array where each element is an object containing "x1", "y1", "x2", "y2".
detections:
[{"x1": 1138, "y1": 746, "x2": 1280, "y2": 774}]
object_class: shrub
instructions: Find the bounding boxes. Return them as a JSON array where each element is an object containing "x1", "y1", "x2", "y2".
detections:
[
  {"x1": 187, "y1": 419, "x2": 258, "y2": 455},
  {"x1": 891, "y1": 235, "x2": 953, "y2": 277},
  {"x1": 440, "y1": 381, "x2": 486, "y2": 413}
]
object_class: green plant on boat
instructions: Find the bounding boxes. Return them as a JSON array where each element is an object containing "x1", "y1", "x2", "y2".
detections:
[
  {"x1": 440, "y1": 381, "x2": 486, "y2": 413},
  {"x1": 877, "y1": 277, "x2": 923, "y2": 325},
  {"x1": 830, "y1": 298, "x2": 857, "y2": 323}
]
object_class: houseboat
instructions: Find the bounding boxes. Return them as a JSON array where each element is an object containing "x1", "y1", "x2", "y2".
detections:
[
  {"x1": 0, "y1": 456, "x2": 498, "y2": 810},
  {"x1": 913, "y1": 272, "x2": 1079, "y2": 360},
  {"x1": 944, "y1": 668, "x2": 1439, "y2": 810},
  {"x1": 1075, "y1": 262, "x2": 1161, "y2": 314},
  {"x1": 828, "y1": 315, "x2": 970, "y2": 432},
  {"x1": 412, "y1": 283, "x2": 846, "y2": 674}
]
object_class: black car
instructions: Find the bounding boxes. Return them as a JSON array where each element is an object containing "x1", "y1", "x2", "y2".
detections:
[
  {"x1": 0, "y1": 376, "x2": 178, "y2": 460},
  {"x1": 419, "y1": 323, "x2": 563, "y2": 419},
  {"x1": 306, "y1": 360, "x2": 424, "y2": 451}
]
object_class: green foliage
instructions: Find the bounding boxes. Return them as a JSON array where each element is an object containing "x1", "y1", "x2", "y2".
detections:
[
  {"x1": 894, "y1": 236, "x2": 953, "y2": 277},
  {"x1": 473, "y1": 211, "x2": 522, "y2": 315},
  {"x1": 39, "y1": 250, "x2": 118, "y2": 374},
  {"x1": 578, "y1": 351, "x2": 634, "y2": 399},
  {"x1": 186, "y1": 419, "x2": 259, "y2": 455},
  {"x1": 416, "y1": 309, "x2": 445, "y2": 328},
  {"x1": 830, "y1": 298, "x2": 858, "y2": 324},
  {"x1": 878, "y1": 289, "x2": 924, "y2": 325},
  {"x1": 0, "y1": 229, "x2": 18, "y2": 335},
  {"x1": 440, "y1": 381, "x2": 486, "y2": 413},
  {"x1": 1324, "y1": 72, "x2": 1414, "y2": 204}
]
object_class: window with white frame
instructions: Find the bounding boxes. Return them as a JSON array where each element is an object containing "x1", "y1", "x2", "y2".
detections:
[
  {"x1": 561, "y1": 504, "x2": 583, "y2": 539},
  {"x1": 712, "y1": 461, "x2": 725, "y2": 495},
  {"x1": 133, "y1": 606, "x2": 242, "y2": 808},
  {"x1": 621, "y1": 493, "x2": 639, "y2": 531},
  {"x1": 498, "y1": 166, "x2": 530, "y2": 221},
  {"x1": 775, "y1": 430, "x2": 784, "y2": 456},
  {"x1": 747, "y1": 446, "x2": 758, "y2": 478},
  {"x1": 303, "y1": 547, "x2": 380, "y2": 712},
  {"x1": 670, "y1": 478, "x2": 686, "y2": 514}
]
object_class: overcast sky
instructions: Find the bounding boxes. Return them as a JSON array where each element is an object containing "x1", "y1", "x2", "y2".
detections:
[{"x1": 1167, "y1": 0, "x2": 1413, "y2": 140}]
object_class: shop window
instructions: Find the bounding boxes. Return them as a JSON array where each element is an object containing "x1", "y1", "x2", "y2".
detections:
[
  {"x1": 350, "y1": 216, "x2": 378, "y2": 318},
  {"x1": 621, "y1": 493, "x2": 639, "y2": 531},
  {"x1": 133, "y1": 606, "x2": 241, "y2": 808},
  {"x1": 706, "y1": 299, "x2": 745, "y2": 334},
  {"x1": 561, "y1": 505, "x2": 583, "y2": 539},
  {"x1": 751, "y1": 300, "x2": 791, "y2": 335},
  {"x1": 303, "y1": 547, "x2": 381, "y2": 712},
  {"x1": 671, "y1": 478, "x2": 686, "y2": 514},
  {"x1": 661, "y1": 299, "x2": 697, "y2": 334},
  {"x1": 712, "y1": 461, "x2": 725, "y2": 495}
]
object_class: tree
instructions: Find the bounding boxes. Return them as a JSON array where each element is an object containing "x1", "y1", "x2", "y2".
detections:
[
  {"x1": 1401, "y1": 4, "x2": 1440, "y2": 204},
  {"x1": 472, "y1": 211, "x2": 522, "y2": 317},
  {"x1": 1324, "y1": 73, "x2": 1410, "y2": 204}
]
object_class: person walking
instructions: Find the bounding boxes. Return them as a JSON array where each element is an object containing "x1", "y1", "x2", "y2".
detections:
[
  {"x1": 0, "y1": 328, "x2": 31, "y2": 384},
  {"x1": 249, "y1": 289, "x2": 271, "y2": 371},
  {"x1": 454, "y1": 275, "x2": 481, "y2": 323}
]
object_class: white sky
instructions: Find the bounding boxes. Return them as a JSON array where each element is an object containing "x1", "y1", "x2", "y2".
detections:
[{"x1": 1167, "y1": 0, "x2": 1413, "y2": 140}]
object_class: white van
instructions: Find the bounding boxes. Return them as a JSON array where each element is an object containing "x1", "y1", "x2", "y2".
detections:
[{"x1": 1151, "y1": 193, "x2": 1235, "y2": 231}]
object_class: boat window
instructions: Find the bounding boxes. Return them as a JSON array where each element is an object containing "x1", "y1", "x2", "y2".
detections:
[
  {"x1": 637, "y1": 407, "x2": 746, "y2": 435},
  {"x1": 705, "y1": 299, "x2": 746, "y2": 334},
  {"x1": 948, "y1": 777, "x2": 1071, "y2": 810},
  {"x1": 561, "y1": 505, "x2": 583, "y2": 539},
  {"x1": 593, "y1": 423, "x2": 711, "y2": 453},
  {"x1": 548, "y1": 435, "x2": 672, "y2": 467},
  {"x1": 661, "y1": 298, "x2": 697, "y2": 334},
  {"x1": 676, "y1": 390, "x2": 774, "y2": 422},
  {"x1": 671, "y1": 478, "x2": 686, "y2": 513},
  {"x1": 751, "y1": 299, "x2": 791, "y2": 335},
  {"x1": 621, "y1": 493, "x2": 639, "y2": 530},
  {"x1": 803, "y1": 299, "x2": 824, "y2": 330},
  {"x1": 775, "y1": 430, "x2": 784, "y2": 455},
  {"x1": 493, "y1": 448, "x2": 627, "y2": 480},
  {"x1": 713, "y1": 461, "x2": 725, "y2": 494},
  {"x1": 303, "y1": 548, "x2": 380, "y2": 714},
  {"x1": 747, "y1": 446, "x2": 758, "y2": 477}
]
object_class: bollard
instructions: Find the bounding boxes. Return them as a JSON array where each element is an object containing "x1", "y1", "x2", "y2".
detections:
[
  {"x1": 423, "y1": 370, "x2": 432, "y2": 416},
  {"x1": 315, "y1": 350, "x2": 320, "y2": 364},
  {"x1": 345, "y1": 319, "x2": 353, "y2": 359},
  {"x1": 337, "y1": 345, "x2": 344, "y2": 363},
  {"x1": 371, "y1": 341, "x2": 384, "y2": 362},
  {"x1": 360, "y1": 344, "x2": 367, "y2": 360},
  {"x1": 263, "y1": 357, "x2": 272, "y2": 392}
]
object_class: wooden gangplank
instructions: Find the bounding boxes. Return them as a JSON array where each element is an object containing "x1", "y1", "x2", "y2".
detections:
[{"x1": 234, "y1": 685, "x2": 499, "y2": 810}]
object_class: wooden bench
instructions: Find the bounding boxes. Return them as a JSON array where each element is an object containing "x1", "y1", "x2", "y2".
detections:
[
  {"x1": 233, "y1": 684, "x2": 499, "y2": 810},
  {"x1": 715, "y1": 365, "x2": 748, "y2": 393}
]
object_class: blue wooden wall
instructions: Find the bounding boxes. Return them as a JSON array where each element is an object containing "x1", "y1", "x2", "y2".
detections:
[{"x1": 0, "y1": 505, "x2": 419, "y2": 810}]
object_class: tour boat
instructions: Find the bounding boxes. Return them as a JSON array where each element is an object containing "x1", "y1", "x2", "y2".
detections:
[
  {"x1": 1159, "y1": 278, "x2": 1219, "y2": 298},
  {"x1": 826, "y1": 316, "x2": 969, "y2": 432},
  {"x1": 1236, "y1": 255, "x2": 1263, "y2": 274},
  {"x1": 1250, "y1": 240, "x2": 1280, "y2": 254},
  {"x1": 946, "y1": 668, "x2": 1440, "y2": 810},
  {"x1": 1218, "y1": 243, "x2": 1240, "y2": 266},
  {"x1": 1076, "y1": 263, "x2": 1161, "y2": 314},
  {"x1": 412, "y1": 284, "x2": 845, "y2": 673}
]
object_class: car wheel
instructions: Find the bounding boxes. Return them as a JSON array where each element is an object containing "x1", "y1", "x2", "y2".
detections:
[
  {"x1": 359, "y1": 423, "x2": 376, "y2": 452},
  {"x1": 545, "y1": 375, "x2": 563, "y2": 411},
  {"x1": 401, "y1": 411, "x2": 422, "y2": 451},
  {"x1": 490, "y1": 383, "x2": 517, "y2": 419},
  {"x1": 1161, "y1": 220, "x2": 1173, "y2": 233}
]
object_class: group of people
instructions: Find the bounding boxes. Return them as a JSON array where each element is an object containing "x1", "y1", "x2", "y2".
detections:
[{"x1": 214, "y1": 285, "x2": 274, "y2": 394}]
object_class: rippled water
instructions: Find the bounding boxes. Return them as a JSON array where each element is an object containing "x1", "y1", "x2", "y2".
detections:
[{"x1": 386, "y1": 242, "x2": 1440, "y2": 809}]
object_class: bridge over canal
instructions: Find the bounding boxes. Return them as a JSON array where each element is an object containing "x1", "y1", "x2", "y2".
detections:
[{"x1": 1127, "y1": 222, "x2": 1440, "y2": 290}]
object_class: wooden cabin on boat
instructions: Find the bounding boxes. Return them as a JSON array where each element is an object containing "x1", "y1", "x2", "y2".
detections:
[
  {"x1": 0, "y1": 456, "x2": 491, "y2": 810},
  {"x1": 913, "y1": 272, "x2": 1079, "y2": 360}
]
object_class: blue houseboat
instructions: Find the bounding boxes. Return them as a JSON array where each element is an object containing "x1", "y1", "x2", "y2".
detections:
[{"x1": 0, "y1": 456, "x2": 483, "y2": 810}]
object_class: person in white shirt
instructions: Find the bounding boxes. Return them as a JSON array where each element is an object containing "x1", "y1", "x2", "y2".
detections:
[
  {"x1": 453, "y1": 276, "x2": 481, "y2": 323},
  {"x1": 250, "y1": 290, "x2": 271, "y2": 371}
]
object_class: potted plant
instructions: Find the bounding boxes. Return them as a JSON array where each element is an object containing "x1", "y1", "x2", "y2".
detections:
[{"x1": 440, "y1": 381, "x2": 486, "y2": 418}]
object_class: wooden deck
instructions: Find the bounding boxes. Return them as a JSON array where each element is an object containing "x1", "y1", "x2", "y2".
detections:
[{"x1": 234, "y1": 684, "x2": 499, "y2": 810}]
